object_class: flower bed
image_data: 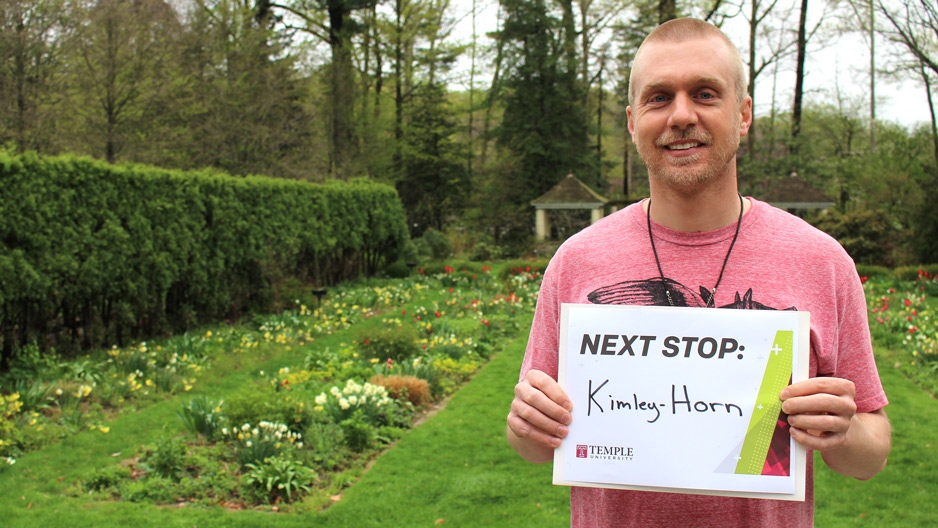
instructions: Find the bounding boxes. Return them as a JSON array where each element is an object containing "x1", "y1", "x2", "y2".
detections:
[
  {"x1": 0, "y1": 262, "x2": 545, "y2": 509},
  {"x1": 864, "y1": 269, "x2": 938, "y2": 396}
]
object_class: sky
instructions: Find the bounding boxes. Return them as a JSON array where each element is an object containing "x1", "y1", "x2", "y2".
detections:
[{"x1": 447, "y1": 0, "x2": 931, "y2": 131}]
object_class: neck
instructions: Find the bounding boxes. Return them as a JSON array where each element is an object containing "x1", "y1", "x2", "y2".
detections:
[{"x1": 645, "y1": 180, "x2": 748, "y2": 232}]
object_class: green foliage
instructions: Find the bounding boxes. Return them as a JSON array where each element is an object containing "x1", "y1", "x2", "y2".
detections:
[
  {"x1": 141, "y1": 434, "x2": 188, "y2": 482},
  {"x1": 396, "y1": 82, "x2": 471, "y2": 236},
  {"x1": 83, "y1": 465, "x2": 131, "y2": 494},
  {"x1": 177, "y1": 395, "x2": 224, "y2": 443},
  {"x1": 340, "y1": 411, "x2": 376, "y2": 453},
  {"x1": 243, "y1": 455, "x2": 315, "y2": 504},
  {"x1": 357, "y1": 324, "x2": 421, "y2": 363},
  {"x1": 469, "y1": 242, "x2": 503, "y2": 262},
  {"x1": 856, "y1": 265, "x2": 893, "y2": 280},
  {"x1": 415, "y1": 228, "x2": 453, "y2": 260},
  {"x1": 894, "y1": 265, "x2": 938, "y2": 281},
  {"x1": 222, "y1": 384, "x2": 311, "y2": 435},
  {"x1": 222, "y1": 421, "x2": 303, "y2": 468},
  {"x1": 811, "y1": 209, "x2": 897, "y2": 266},
  {"x1": 0, "y1": 152, "x2": 409, "y2": 364}
]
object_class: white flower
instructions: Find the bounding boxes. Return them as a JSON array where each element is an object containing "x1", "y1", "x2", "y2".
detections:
[
  {"x1": 348, "y1": 395, "x2": 358, "y2": 406},
  {"x1": 339, "y1": 398, "x2": 350, "y2": 410}
]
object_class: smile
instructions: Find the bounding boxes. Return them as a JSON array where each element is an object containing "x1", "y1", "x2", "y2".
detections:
[{"x1": 666, "y1": 142, "x2": 701, "y2": 150}]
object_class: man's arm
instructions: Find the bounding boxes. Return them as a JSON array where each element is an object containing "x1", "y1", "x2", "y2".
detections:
[
  {"x1": 506, "y1": 369, "x2": 573, "y2": 464},
  {"x1": 781, "y1": 377, "x2": 891, "y2": 480}
]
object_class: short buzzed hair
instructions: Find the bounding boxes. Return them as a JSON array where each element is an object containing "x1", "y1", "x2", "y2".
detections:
[{"x1": 629, "y1": 18, "x2": 748, "y2": 105}]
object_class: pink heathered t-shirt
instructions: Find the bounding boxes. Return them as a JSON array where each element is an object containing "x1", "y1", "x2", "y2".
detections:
[{"x1": 520, "y1": 198, "x2": 888, "y2": 528}]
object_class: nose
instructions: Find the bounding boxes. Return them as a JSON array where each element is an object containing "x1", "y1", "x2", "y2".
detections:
[{"x1": 667, "y1": 93, "x2": 698, "y2": 129}]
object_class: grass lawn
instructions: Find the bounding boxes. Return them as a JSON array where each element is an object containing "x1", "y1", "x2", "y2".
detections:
[{"x1": 2, "y1": 273, "x2": 936, "y2": 527}]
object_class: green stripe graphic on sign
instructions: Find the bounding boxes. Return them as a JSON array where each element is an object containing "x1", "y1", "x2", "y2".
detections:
[{"x1": 735, "y1": 330, "x2": 793, "y2": 475}]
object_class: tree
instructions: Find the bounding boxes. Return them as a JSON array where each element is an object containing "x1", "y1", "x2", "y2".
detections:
[
  {"x1": 172, "y1": 0, "x2": 317, "y2": 178},
  {"x1": 275, "y1": 0, "x2": 379, "y2": 179},
  {"x1": 878, "y1": 0, "x2": 938, "y2": 168},
  {"x1": 396, "y1": 82, "x2": 470, "y2": 235},
  {"x1": 0, "y1": 0, "x2": 67, "y2": 154},
  {"x1": 494, "y1": 0, "x2": 596, "y2": 208},
  {"x1": 66, "y1": 0, "x2": 179, "y2": 163}
]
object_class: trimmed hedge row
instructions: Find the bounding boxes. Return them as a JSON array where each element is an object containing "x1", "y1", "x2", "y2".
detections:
[{"x1": 0, "y1": 153, "x2": 409, "y2": 363}]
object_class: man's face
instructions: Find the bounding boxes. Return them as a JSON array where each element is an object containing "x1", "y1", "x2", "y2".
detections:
[{"x1": 627, "y1": 36, "x2": 752, "y2": 190}]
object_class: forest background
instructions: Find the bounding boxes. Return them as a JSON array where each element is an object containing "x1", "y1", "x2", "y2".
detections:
[{"x1": 2, "y1": 0, "x2": 937, "y2": 266}]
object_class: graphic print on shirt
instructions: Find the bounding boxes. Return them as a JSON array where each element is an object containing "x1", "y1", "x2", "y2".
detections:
[{"x1": 587, "y1": 277, "x2": 797, "y2": 477}]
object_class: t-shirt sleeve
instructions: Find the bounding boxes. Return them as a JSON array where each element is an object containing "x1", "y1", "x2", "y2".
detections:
[
  {"x1": 833, "y1": 270, "x2": 888, "y2": 414},
  {"x1": 520, "y1": 260, "x2": 562, "y2": 382}
]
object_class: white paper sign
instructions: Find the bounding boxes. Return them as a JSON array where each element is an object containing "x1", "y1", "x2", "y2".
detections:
[{"x1": 553, "y1": 304, "x2": 810, "y2": 501}]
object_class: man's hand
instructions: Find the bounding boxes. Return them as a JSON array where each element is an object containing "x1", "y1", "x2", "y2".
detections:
[
  {"x1": 506, "y1": 369, "x2": 573, "y2": 464},
  {"x1": 780, "y1": 377, "x2": 890, "y2": 480},
  {"x1": 780, "y1": 377, "x2": 857, "y2": 451}
]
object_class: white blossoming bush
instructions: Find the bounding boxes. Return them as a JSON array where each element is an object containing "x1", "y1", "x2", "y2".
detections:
[{"x1": 314, "y1": 379, "x2": 394, "y2": 426}]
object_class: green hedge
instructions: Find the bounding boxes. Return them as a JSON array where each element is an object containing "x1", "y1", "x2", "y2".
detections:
[{"x1": 0, "y1": 153, "x2": 408, "y2": 363}]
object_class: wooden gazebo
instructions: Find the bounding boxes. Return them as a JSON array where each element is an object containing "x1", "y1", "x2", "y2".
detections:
[
  {"x1": 530, "y1": 173, "x2": 609, "y2": 240},
  {"x1": 759, "y1": 172, "x2": 835, "y2": 215}
]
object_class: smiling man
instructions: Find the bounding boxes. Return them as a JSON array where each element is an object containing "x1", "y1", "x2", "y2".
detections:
[{"x1": 506, "y1": 17, "x2": 891, "y2": 528}]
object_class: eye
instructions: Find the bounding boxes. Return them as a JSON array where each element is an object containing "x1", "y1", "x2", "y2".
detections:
[
  {"x1": 697, "y1": 91, "x2": 717, "y2": 101},
  {"x1": 649, "y1": 94, "x2": 669, "y2": 104}
]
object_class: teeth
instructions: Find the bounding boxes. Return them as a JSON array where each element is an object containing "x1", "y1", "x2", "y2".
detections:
[{"x1": 668, "y1": 142, "x2": 700, "y2": 150}]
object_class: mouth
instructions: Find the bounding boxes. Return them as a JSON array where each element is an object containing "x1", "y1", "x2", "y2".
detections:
[{"x1": 666, "y1": 142, "x2": 702, "y2": 151}]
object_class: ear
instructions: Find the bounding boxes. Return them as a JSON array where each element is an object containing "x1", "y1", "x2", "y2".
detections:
[
  {"x1": 739, "y1": 95, "x2": 753, "y2": 137},
  {"x1": 627, "y1": 105, "x2": 635, "y2": 137}
]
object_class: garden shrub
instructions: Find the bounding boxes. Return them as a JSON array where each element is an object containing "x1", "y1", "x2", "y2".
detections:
[
  {"x1": 469, "y1": 241, "x2": 503, "y2": 261},
  {"x1": 120, "y1": 475, "x2": 178, "y2": 504},
  {"x1": 370, "y1": 374, "x2": 430, "y2": 407},
  {"x1": 811, "y1": 209, "x2": 897, "y2": 266},
  {"x1": 222, "y1": 421, "x2": 303, "y2": 468},
  {"x1": 141, "y1": 434, "x2": 188, "y2": 481},
  {"x1": 357, "y1": 324, "x2": 420, "y2": 363},
  {"x1": 244, "y1": 455, "x2": 315, "y2": 504},
  {"x1": 855, "y1": 264, "x2": 892, "y2": 279},
  {"x1": 340, "y1": 411, "x2": 375, "y2": 452},
  {"x1": 382, "y1": 260, "x2": 413, "y2": 279},
  {"x1": 0, "y1": 152, "x2": 410, "y2": 365},
  {"x1": 894, "y1": 265, "x2": 938, "y2": 281},
  {"x1": 419, "y1": 228, "x2": 453, "y2": 259},
  {"x1": 223, "y1": 383, "x2": 311, "y2": 435},
  {"x1": 303, "y1": 422, "x2": 348, "y2": 471},
  {"x1": 0, "y1": 392, "x2": 23, "y2": 457},
  {"x1": 178, "y1": 395, "x2": 224, "y2": 443},
  {"x1": 84, "y1": 465, "x2": 131, "y2": 494}
]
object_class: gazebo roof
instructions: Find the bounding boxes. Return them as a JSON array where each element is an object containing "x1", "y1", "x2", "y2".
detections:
[
  {"x1": 530, "y1": 173, "x2": 608, "y2": 210},
  {"x1": 760, "y1": 173, "x2": 835, "y2": 209}
]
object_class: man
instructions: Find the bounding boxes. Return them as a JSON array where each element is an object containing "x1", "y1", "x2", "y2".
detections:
[{"x1": 506, "y1": 17, "x2": 890, "y2": 528}]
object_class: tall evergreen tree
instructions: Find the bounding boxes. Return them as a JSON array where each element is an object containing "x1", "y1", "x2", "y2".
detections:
[
  {"x1": 396, "y1": 82, "x2": 470, "y2": 235},
  {"x1": 494, "y1": 0, "x2": 596, "y2": 209}
]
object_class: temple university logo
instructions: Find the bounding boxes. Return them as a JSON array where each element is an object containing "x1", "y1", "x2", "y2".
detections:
[{"x1": 575, "y1": 444, "x2": 634, "y2": 461}]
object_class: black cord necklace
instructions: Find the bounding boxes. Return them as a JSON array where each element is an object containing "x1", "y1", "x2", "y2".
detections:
[{"x1": 646, "y1": 193, "x2": 744, "y2": 308}]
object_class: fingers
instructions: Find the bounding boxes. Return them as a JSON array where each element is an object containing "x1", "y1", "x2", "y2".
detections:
[
  {"x1": 780, "y1": 377, "x2": 857, "y2": 451},
  {"x1": 507, "y1": 370, "x2": 572, "y2": 448}
]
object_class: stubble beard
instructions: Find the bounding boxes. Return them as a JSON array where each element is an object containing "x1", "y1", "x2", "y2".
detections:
[{"x1": 636, "y1": 116, "x2": 742, "y2": 189}]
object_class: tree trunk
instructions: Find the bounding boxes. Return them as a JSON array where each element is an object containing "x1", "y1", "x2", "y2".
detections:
[
  {"x1": 923, "y1": 62, "x2": 938, "y2": 170},
  {"x1": 329, "y1": 1, "x2": 356, "y2": 178},
  {"x1": 791, "y1": 0, "x2": 808, "y2": 148}
]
